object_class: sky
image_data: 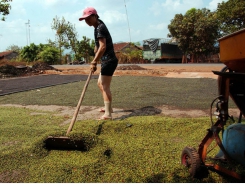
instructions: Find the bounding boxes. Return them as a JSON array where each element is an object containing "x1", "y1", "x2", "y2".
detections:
[{"x1": 0, "y1": 0, "x2": 228, "y2": 52}]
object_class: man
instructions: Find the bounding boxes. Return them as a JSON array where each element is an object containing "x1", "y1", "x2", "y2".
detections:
[{"x1": 79, "y1": 7, "x2": 118, "y2": 120}]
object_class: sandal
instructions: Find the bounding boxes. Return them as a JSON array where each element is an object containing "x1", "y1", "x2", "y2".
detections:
[
  {"x1": 98, "y1": 108, "x2": 114, "y2": 113},
  {"x1": 97, "y1": 116, "x2": 112, "y2": 120},
  {"x1": 98, "y1": 108, "x2": 105, "y2": 112}
]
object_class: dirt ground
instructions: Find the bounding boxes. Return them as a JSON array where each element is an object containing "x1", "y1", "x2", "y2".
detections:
[
  {"x1": 2, "y1": 63, "x2": 240, "y2": 122},
  {"x1": 44, "y1": 64, "x2": 224, "y2": 79}
]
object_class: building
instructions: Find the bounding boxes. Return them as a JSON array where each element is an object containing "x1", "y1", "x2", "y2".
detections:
[
  {"x1": 113, "y1": 42, "x2": 142, "y2": 53},
  {"x1": 113, "y1": 42, "x2": 143, "y2": 63},
  {"x1": 0, "y1": 51, "x2": 18, "y2": 61}
]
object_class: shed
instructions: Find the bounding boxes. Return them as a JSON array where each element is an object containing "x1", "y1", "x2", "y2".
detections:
[
  {"x1": 0, "y1": 51, "x2": 18, "y2": 60},
  {"x1": 113, "y1": 42, "x2": 141, "y2": 53}
]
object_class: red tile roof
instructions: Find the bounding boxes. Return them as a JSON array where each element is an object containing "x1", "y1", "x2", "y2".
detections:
[
  {"x1": 0, "y1": 51, "x2": 14, "y2": 58},
  {"x1": 113, "y1": 42, "x2": 130, "y2": 52}
]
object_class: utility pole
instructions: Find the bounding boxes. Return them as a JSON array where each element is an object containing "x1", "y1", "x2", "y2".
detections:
[
  {"x1": 124, "y1": 0, "x2": 131, "y2": 43},
  {"x1": 28, "y1": 20, "x2": 31, "y2": 44},
  {"x1": 25, "y1": 20, "x2": 30, "y2": 45}
]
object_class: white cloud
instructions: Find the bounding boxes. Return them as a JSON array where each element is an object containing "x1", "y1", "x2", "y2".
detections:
[
  {"x1": 161, "y1": 0, "x2": 204, "y2": 12},
  {"x1": 3, "y1": 0, "x2": 29, "y2": 20},
  {"x1": 42, "y1": 0, "x2": 78, "y2": 7},
  {"x1": 84, "y1": 0, "x2": 125, "y2": 10},
  {"x1": 162, "y1": 0, "x2": 181, "y2": 9},
  {"x1": 57, "y1": 1, "x2": 127, "y2": 26},
  {"x1": 207, "y1": 0, "x2": 228, "y2": 11},
  {"x1": 149, "y1": 23, "x2": 167, "y2": 31},
  {"x1": 10, "y1": 4, "x2": 26, "y2": 17},
  {"x1": 0, "y1": 19, "x2": 26, "y2": 34},
  {"x1": 43, "y1": 0, "x2": 59, "y2": 6},
  {"x1": 32, "y1": 24, "x2": 52, "y2": 34},
  {"x1": 149, "y1": 1, "x2": 163, "y2": 16},
  {"x1": 101, "y1": 11, "x2": 126, "y2": 24}
]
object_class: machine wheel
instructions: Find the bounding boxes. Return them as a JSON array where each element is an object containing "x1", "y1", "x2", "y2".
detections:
[
  {"x1": 220, "y1": 66, "x2": 229, "y2": 73},
  {"x1": 181, "y1": 147, "x2": 201, "y2": 177}
]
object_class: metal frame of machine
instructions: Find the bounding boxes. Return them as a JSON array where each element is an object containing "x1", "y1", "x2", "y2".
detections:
[{"x1": 181, "y1": 28, "x2": 245, "y2": 181}]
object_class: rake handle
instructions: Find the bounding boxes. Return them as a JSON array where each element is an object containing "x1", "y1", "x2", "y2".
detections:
[{"x1": 66, "y1": 71, "x2": 93, "y2": 135}]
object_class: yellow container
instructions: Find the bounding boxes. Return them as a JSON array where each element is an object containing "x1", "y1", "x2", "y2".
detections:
[{"x1": 218, "y1": 28, "x2": 245, "y2": 72}]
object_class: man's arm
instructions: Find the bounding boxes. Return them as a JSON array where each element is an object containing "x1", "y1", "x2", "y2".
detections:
[
  {"x1": 90, "y1": 38, "x2": 106, "y2": 73},
  {"x1": 94, "y1": 45, "x2": 98, "y2": 54},
  {"x1": 92, "y1": 38, "x2": 106, "y2": 64}
]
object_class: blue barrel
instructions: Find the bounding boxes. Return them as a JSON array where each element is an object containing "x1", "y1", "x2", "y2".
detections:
[{"x1": 220, "y1": 123, "x2": 245, "y2": 166}]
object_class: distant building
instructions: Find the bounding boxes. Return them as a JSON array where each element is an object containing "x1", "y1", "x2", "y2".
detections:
[
  {"x1": 0, "y1": 51, "x2": 18, "y2": 61},
  {"x1": 113, "y1": 42, "x2": 142, "y2": 53},
  {"x1": 143, "y1": 38, "x2": 182, "y2": 63},
  {"x1": 113, "y1": 42, "x2": 143, "y2": 63}
]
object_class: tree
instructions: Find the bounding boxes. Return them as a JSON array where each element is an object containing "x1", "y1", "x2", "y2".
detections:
[
  {"x1": 51, "y1": 16, "x2": 69, "y2": 63},
  {"x1": 0, "y1": 0, "x2": 12, "y2": 21},
  {"x1": 51, "y1": 16, "x2": 95, "y2": 62},
  {"x1": 20, "y1": 43, "x2": 60, "y2": 64},
  {"x1": 216, "y1": 0, "x2": 245, "y2": 36},
  {"x1": 133, "y1": 42, "x2": 141, "y2": 47},
  {"x1": 76, "y1": 36, "x2": 94, "y2": 62},
  {"x1": 38, "y1": 46, "x2": 60, "y2": 65},
  {"x1": 168, "y1": 8, "x2": 219, "y2": 62},
  {"x1": 20, "y1": 43, "x2": 41, "y2": 63},
  {"x1": 6, "y1": 44, "x2": 22, "y2": 53},
  {"x1": 63, "y1": 21, "x2": 78, "y2": 58},
  {"x1": 125, "y1": 43, "x2": 142, "y2": 63}
]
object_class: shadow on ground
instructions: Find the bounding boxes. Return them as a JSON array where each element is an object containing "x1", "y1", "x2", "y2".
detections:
[{"x1": 114, "y1": 106, "x2": 162, "y2": 120}]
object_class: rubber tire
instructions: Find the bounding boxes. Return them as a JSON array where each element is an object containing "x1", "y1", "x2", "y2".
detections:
[
  {"x1": 181, "y1": 146, "x2": 201, "y2": 178},
  {"x1": 220, "y1": 66, "x2": 229, "y2": 73}
]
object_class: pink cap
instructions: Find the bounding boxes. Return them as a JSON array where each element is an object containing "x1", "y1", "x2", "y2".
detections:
[{"x1": 79, "y1": 7, "x2": 98, "y2": 21}]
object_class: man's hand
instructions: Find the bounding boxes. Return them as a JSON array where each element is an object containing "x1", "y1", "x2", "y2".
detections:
[{"x1": 90, "y1": 61, "x2": 97, "y2": 73}]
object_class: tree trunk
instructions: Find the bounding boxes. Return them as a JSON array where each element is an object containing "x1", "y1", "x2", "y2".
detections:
[
  {"x1": 182, "y1": 55, "x2": 186, "y2": 63},
  {"x1": 191, "y1": 54, "x2": 194, "y2": 63}
]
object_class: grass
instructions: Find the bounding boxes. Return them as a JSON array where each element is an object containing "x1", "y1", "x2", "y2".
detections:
[
  {"x1": 0, "y1": 76, "x2": 242, "y2": 182},
  {"x1": 0, "y1": 76, "x2": 237, "y2": 109}
]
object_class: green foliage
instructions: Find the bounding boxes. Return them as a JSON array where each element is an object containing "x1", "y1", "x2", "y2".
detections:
[
  {"x1": 51, "y1": 16, "x2": 77, "y2": 61},
  {"x1": 20, "y1": 43, "x2": 41, "y2": 63},
  {"x1": 133, "y1": 41, "x2": 141, "y2": 47},
  {"x1": 168, "y1": 0, "x2": 245, "y2": 58},
  {"x1": 38, "y1": 46, "x2": 60, "y2": 64},
  {"x1": 0, "y1": 106, "x2": 244, "y2": 182},
  {"x1": 51, "y1": 16, "x2": 69, "y2": 62},
  {"x1": 76, "y1": 36, "x2": 94, "y2": 62},
  {"x1": 118, "y1": 43, "x2": 143, "y2": 63},
  {"x1": 130, "y1": 49, "x2": 142, "y2": 60},
  {"x1": 0, "y1": 0, "x2": 12, "y2": 21},
  {"x1": 126, "y1": 43, "x2": 142, "y2": 59},
  {"x1": 19, "y1": 43, "x2": 59, "y2": 63},
  {"x1": 216, "y1": 0, "x2": 245, "y2": 36},
  {"x1": 168, "y1": 8, "x2": 219, "y2": 56},
  {"x1": 51, "y1": 16, "x2": 94, "y2": 62},
  {"x1": 168, "y1": 8, "x2": 219, "y2": 63}
]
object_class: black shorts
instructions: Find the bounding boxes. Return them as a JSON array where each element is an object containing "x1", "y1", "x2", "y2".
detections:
[{"x1": 101, "y1": 61, "x2": 118, "y2": 76}]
